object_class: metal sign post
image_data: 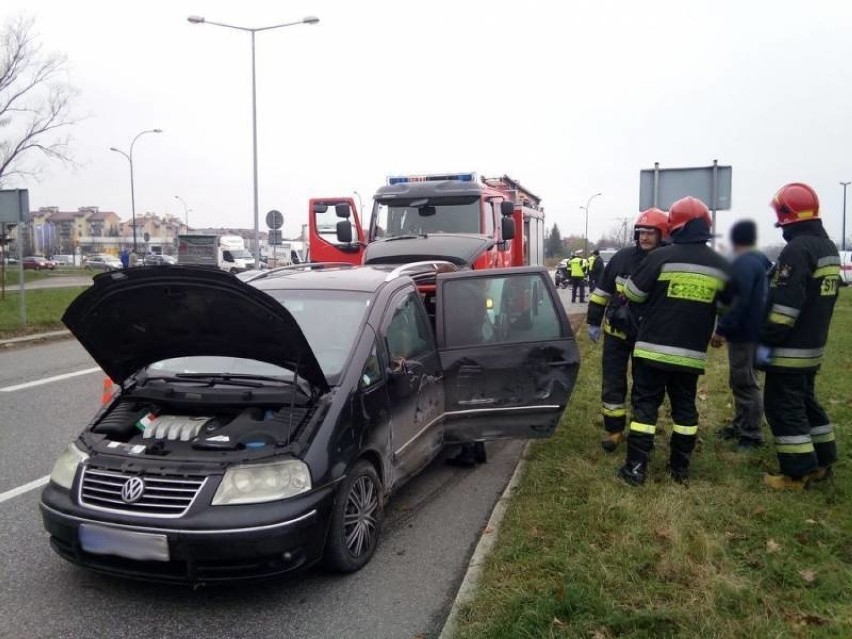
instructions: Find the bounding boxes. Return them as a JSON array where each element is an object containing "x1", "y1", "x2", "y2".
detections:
[{"x1": 0, "y1": 189, "x2": 29, "y2": 324}]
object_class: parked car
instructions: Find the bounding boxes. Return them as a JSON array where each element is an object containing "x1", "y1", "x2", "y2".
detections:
[
  {"x1": 83, "y1": 255, "x2": 123, "y2": 271},
  {"x1": 142, "y1": 254, "x2": 177, "y2": 266},
  {"x1": 40, "y1": 263, "x2": 580, "y2": 583},
  {"x1": 23, "y1": 256, "x2": 56, "y2": 270}
]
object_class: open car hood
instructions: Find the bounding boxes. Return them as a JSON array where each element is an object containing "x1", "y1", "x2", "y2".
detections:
[
  {"x1": 62, "y1": 266, "x2": 330, "y2": 393},
  {"x1": 363, "y1": 233, "x2": 494, "y2": 266}
]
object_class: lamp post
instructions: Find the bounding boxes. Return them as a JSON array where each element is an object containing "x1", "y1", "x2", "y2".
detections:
[
  {"x1": 841, "y1": 181, "x2": 850, "y2": 252},
  {"x1": 111, "y1": 128, "x2": 163, "y2": 254},
  {"x1": 580, "y1": 192, "x2": 602, "y2": 255},
  {"x1": 188, "y1": 14, "x2": 319, "y2": 266},
  {"x1": 175, "y1": 195, "x2": 191, "y2": 230}
]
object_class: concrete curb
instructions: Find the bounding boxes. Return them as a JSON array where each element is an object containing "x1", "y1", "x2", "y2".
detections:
[
  {"x1": 438, "y1": 441, "x2": 530, "y2": 639},
  {"x1": 0, "y1": 329, "x2": 72, "y2": 348}
]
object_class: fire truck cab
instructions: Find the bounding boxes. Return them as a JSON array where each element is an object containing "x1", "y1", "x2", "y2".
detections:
[{"x1": 308, "y1": 173, "x2": 545, "y2": 269}]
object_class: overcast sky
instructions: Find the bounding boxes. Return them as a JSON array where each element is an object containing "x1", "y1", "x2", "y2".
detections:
[{"x1": 3, "y1": 0, "x2": 852, "y2": 249}]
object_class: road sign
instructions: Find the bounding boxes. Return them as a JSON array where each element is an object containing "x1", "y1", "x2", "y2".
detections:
[
  {"x1": 269, "y1": 230, "x2": 282, "y2": 245},
  {"x1": 266, "y1": 209, "x2": 284, "y2": 230},
  {"x1": 0, "y1": 189, "x2": 29, "y2": 224},
  {"x1": 639, "y1": 163, "x2": 732, "y2": 211}
]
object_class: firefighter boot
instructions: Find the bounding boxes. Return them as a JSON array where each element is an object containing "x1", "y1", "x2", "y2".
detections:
[
  {"x1": 601, "y1": 431, "x2": 626, "y2": 453},
  {"x1": 763, "y1": 466, "x2": 832, "y2": 491},
  {"x1": 669, "y1": 432, "x2": 696, "y2": 484},
  {"x1": 617, "y1": 433, "x2": 653, "y2": 486}
]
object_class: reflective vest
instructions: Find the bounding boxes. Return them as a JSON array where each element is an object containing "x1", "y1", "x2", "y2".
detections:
[
  {"x1": 759, "y1": 221, "x2": 839, "y2": 371},
  {"x1": 624, "y1": 243, "x2": 730, "y2": 373},
  {"x1": 569, "y1": 257, "x2": 587, "y2": 277}
]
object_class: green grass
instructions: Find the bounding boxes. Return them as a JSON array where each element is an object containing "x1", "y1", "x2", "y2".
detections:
[
  {"x1": 0, "y1": 287, "x2": 87, "y2": 339},
  {"x1": 456, "y1": 288, "x2": 852, "y2": 639}
]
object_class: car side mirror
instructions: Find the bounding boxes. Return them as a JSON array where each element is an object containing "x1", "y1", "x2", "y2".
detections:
[
  {"x1": 418, "y1": 205, "x2": 437, "y2": 217},
  {"x1": 336, "y1": 220, "x2": 353, "y2": 244},
  {"x1": 501, "y1": 216, "x2": 516, "y2": 241},
  {"x1": 500, "y1": 201, "x2": 515, "y2": 217},
  {"x1": 335, "y1": 203, "x2": 351, "y2": 219},
  {"x1": 313, "y1": 203, "x2": 329, "y2": 214}
]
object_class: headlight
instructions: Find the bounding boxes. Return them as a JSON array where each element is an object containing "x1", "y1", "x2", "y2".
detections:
[
  {"x1": 49, "y1": 442, "x2": 89, "y2": 489},
  {"x1": 212, "y1": 459, "x2": 312, "y2": 506}
]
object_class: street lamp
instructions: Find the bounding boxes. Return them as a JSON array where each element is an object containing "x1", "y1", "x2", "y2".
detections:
[
  {"x1": 188, "y1": 14, "x2": 320, "y2": 265},
  {"x1": 175, "y1": 195, "x2": 191, "y2": 230},
  {"x1": 841, "y1": 181, "x2": 850, "y2": 252},
  {"x1": 580, "y1": 192, "x2": 602, "y2": 255},
  {"x1": 110, "y1": 128, "x2": 163, "y2": 254}
]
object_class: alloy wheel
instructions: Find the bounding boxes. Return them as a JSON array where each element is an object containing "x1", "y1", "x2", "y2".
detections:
[{"x1": 343, "y1": 475, "x2": 378, "y2": 558}]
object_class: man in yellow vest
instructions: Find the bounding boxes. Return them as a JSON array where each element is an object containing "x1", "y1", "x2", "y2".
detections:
[{"x1": 568, "y1": 250, "x2": 588, "y2": 303}]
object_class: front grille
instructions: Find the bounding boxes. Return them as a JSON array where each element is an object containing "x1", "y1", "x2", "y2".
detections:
[{"x1": 79, "y1": 466, "x2": 208, "y2": 518}]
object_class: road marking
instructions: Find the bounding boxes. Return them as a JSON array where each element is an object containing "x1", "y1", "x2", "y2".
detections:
[
  {"x1": 0, "y1": 367, "x2": 101, "y2": 392},
  {"x1": 0, "y1": 475, "x2": 49, "y2": 505}
]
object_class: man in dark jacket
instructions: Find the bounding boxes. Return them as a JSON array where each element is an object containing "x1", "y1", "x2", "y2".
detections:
[
  {"x1": 711, "y1": 220, "x2": 772, "y2": 449},
  {"x1": 758, "y1": 183, "x2": 840, "y2": 490},
  {"x1": 620, "y1": 197, "x2": 731, "y2": 485},
  {"x1": 588, "y1": 249, "x2": 604, "y2": 292},
  {"x1": 587, "y1": 209, "x2": 668, "y2": 452}
]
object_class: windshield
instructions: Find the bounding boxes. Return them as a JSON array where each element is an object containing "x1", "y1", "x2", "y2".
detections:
[
  {"x1": 145, "y1": 290, "x2": 370, "y2": 384},
  {"x1": 230, "y1": 249, "x2": 252, "y2": 259},
  {"x1": 372, "y1": 196, "x2": 481, "y2": 238}
]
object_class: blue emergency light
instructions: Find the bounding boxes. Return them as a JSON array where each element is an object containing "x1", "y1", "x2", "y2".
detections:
[{"x1": 387, "y1": 172, "x2": 476, "y2": 185}]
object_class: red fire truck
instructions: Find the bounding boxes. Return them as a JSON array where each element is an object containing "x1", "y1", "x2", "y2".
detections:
[{"x1": 307, "y1": 173, "x2": 545, "y2": 269}]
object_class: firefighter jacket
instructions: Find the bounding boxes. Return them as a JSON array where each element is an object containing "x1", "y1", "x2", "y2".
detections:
[
  {"x1": 588, "y1": 255, "x2": 604, "y2": 280},
  {"x1": 568, "y1": 257, "x2": 587, "y2": 278},
  {"x1": 588, "y1": 245, "x2": 649, "y2": 340},
  {"x1": 759, "y1": 220, "x2": 840, "y2": 372},
  {"x1": 624, "y1": 220, "x2": 731, "y2": 373}
]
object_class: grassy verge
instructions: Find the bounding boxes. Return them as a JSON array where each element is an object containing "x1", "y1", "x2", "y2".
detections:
[
  {"x1": 0, "y1": 287, "x2": 87, "y2": 339},
  {"x1": 456, "y1": 288, "x2": 851, "y2": 639}
]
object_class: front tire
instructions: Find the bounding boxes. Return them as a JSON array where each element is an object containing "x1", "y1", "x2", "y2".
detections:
[{"x1": 322, "y1": 460, "x2": 382, "y2": 573}]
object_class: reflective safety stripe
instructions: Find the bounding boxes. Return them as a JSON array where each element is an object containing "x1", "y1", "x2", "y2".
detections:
[
  {"x1": 660, "y1": 262, "x2": 729, "y2": 281},
  {"x1": 672, "y1": 423, "x2": 698, "y2": 436},
  {"x1": 615, "y1": 276, "x2": 628, "y2": 294},
  {"x1": 813, "y1": 265, "x2": 841, "y2": 279},
  {"x1": 624, "y1": 279, "x2": 648, "y2": 303},
  {"x1": 630, "y1": 421, "x2": 656, "y2": 434},
  {"x1": 776, "y1": 442, "x2": 816, "y2": 454},
  {"x1": 769, "y1": 346, "x2": 824, "y2": 369},
  {"x1": 771, "y1": 303, "x2": 801, "y2": 319},
  {"x1": 634, "y1": 341, "x2": 707, "y2": 370},
  {"x1": 589, "y1": 292, "x2": 610, "y2": 306},
  {"x1": 817, "y1": 256, "x2": 841, "y2": 267},
  {"x1": 775, "y1": 435, "x2": 812, "y2": 444},
  {"x1": 768, "y1": 312, "x2": 796, "y2": 326},
  {"x1": 602, "y1": 403, "x2": 627, "y2": 417},
  {"x1": 810, "y1": 424, "x2": 836, "y2": 444}
]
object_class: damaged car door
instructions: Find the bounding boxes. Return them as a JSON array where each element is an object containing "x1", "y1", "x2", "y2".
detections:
[{"x1": 435, "y1": 267, "x2": 580, "y2": 442}]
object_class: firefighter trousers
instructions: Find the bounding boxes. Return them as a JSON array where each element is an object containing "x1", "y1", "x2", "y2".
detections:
[
  {"x1": 764, "y1": 370, "x2": 837, "y2": 478},
  {"x1": 627, "y1": 359, "x2": 700, "y2": 473},
  {"x1": 571, "y1": 277, "x2": 586, "y2": 303},
  {"x1": 601, "y1": 333, "x2": 633, "y2": 433}
]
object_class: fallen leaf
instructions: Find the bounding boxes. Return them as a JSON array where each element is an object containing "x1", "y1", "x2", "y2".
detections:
[
  {"x1": 799, "y1": 569, "x2": 817, "y2": 583},
  {"x1": 552, "y1": 617, "x2": 566, "y2": 627},
  {"x1": 698, "y1": 393, "x2": 708, "y2": 401},
  {"x1": 782, "y1": 611, "x2": 828, "y2": 626},
  {"x1": 655, "y1": 528, "x2": 673, "y2": 541},
  {"x1": 766, "y1": 539, "x2": 781, "y2": 553},
  {"x1": 483, "y1": 527, "x2": 494, "y2": 535},
  {"x1": 805, "y1": 518, "x2": 817, "y2": 525},
  {"x1": 590, "y1": 630, "x2": 608, "y2": 639},
  {"x1": 752, "y1": 506, "x2": 766, "y2": 516}
]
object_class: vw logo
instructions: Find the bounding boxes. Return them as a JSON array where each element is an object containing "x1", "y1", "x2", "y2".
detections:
[{"x1": 121, "y1": 477, "x2": 146, "y2": 504}]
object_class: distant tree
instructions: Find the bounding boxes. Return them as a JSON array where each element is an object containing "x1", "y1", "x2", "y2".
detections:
[
  {"x1": 597, "y1": 218, "x2": 633, "y2": 249},
  {"x1": 0, "y1": 15, "x2": 79, "y2": 186},
  {"x1": 545, "y1": 223, "x2": 563, "y2": 259}
]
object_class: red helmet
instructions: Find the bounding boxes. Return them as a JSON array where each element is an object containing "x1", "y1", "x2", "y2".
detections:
[
  {"x1": 668, "y1": 197, "x2": 711, "y2": 235},
  {"x1": 634, "y1": 208, "x2": 669, "y2": 240},
  {"x1": 771, "y1": 182, "x2": 819, "y2": 227}
]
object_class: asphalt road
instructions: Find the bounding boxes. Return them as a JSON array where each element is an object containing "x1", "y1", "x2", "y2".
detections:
[{"x1": 0, "y1": 338, "x2": 527, "y2": 639}]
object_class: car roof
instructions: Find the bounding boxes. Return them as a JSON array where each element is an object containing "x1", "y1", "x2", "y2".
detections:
[{"x1": 249, "y1": 261, "x2": 460, "y2": 294}]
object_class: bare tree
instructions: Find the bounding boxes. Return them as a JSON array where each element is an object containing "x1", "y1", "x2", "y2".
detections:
[{"x1": 0, "y1": 15, "x2": 78, "y2": 186}]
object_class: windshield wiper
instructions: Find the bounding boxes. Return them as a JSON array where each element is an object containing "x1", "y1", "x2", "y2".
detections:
[
  {"x1": 142, "y1": 374, "x2": 265, "y2": 388},
  {"x1": 383, "y1": 233, "x2": 428, "y2": 241}
]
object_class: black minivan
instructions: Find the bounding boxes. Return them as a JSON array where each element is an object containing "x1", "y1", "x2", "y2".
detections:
[{"x1": 40, "y1": 263, "x2": 579, "y2": 583}]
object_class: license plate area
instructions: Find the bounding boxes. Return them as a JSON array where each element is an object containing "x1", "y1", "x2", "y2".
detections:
[{"x1": 79, "y1": 524, "x2": 170, "y2": 562}]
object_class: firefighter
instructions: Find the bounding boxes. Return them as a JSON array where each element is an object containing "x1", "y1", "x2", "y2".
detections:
[
  {"x1": 587, "y1": 209, "x2": 669, "y2": 452},
  {"x1": 758, "y1": 183, "x2": 840, "y2": 490},
  {"x1": 568, "y1": 250, "x2": 588, "y2": 303},
  {"x1": 588, "y1": 249, "x2": 604, "y2": 291},
  {"x1": 619, "y1": 197, "x2": 731, "y2": 485}
]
